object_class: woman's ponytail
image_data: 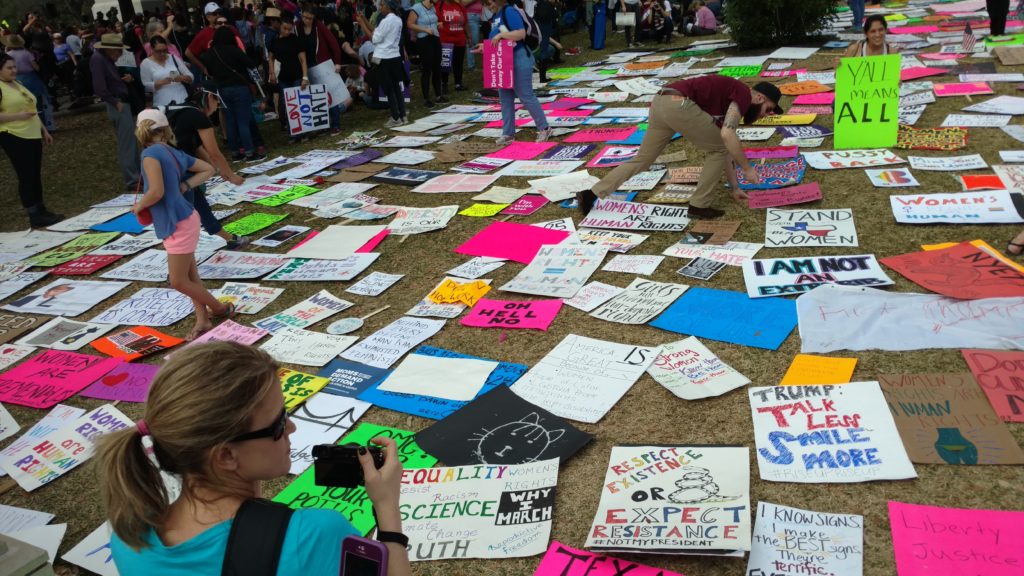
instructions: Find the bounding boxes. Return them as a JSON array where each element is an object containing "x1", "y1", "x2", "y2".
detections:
[{"x1": 95, "y1": 426, "x2": 172, "y2": 550}]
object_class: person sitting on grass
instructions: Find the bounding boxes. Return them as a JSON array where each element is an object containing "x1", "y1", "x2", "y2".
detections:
[
  {"x1": 132, "y1": 108, "x2": 235, "y2": 341},
  {"x1": 97, "y1": 341, "x2": 413, "y2": 576}
]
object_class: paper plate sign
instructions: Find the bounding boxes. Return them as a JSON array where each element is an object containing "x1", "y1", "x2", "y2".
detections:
[{"x1": 327, "y1": 317, "x2": 364, "y2": 334}]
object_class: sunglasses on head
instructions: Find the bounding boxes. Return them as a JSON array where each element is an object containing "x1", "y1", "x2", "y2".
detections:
[{"x1": 229, "y1": 407, "x2": 288, "y2": 442}]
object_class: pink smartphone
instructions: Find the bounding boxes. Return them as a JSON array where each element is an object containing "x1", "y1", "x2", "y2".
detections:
[{"x1": 340, "y1": 536, "x2": 388, "y2": 576}]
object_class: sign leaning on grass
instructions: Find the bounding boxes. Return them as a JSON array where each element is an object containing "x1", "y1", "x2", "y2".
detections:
[{"x1": 834, "y1": 54, "x2": 900, "y2": 149}]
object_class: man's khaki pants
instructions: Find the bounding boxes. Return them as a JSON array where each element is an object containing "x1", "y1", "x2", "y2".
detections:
[{"x1": 592, "y1": 95, "x2": 727, "y2": 209}]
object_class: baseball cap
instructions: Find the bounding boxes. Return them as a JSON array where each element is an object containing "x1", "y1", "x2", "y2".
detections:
[
  {"x1": 204, "y1": 2, "x2": 222, "y2": 15},
  {"x1": 137, "y1": 108, "x2": 170, "y2": 129},
  {"x1": 752, "y1": 82, "x2": 784, "y2": 115}
]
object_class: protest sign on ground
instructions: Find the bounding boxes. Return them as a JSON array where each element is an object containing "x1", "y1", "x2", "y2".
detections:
[
  {"x1": 501, "y1": 245, "x2": 607, "y2": 298},
  {"x1": 747, "y1": 502, "x2": 863, "y2": 576},
  {"x1": 651, "y1": 287, "x2": 797, "y2": 350},
  {"x1": 743, "y1": 254, "x2": 893, "y2": 297},
  {"x1": 834, "y1": 54, "x2": 900, "y2": 148},
  {"x1": 961, "y1": 349, "x2": 1024, "y2": 422},
  {"x1": 647, "y1": 336, "x2": 750, "y2": 400},
  {"x1": 765, "y1": 209, "x2": 858, "y2": 247}
]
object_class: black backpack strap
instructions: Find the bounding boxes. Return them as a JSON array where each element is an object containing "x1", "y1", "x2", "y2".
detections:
[{"x1": 222, "y1": 498, "x2": 295, "y2": 576}]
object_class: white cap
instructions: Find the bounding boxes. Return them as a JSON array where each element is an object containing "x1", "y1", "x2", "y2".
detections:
[
  {"x1": 204, "y1": 2, "x2": 222, "y2": 14},
  {"x1": 136, "y1": 108, "x2": 170, "y2": 129}
]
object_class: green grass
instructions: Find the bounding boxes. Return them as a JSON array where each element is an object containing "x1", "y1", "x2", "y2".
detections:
[{"x1": 2, "y1": 25, "x2": 1023, "y2": 576}]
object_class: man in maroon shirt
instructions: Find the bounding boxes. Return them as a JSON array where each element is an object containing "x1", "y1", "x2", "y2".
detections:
[{"x1": 579, "y1": 76, "x2": 783, "y2": 219}]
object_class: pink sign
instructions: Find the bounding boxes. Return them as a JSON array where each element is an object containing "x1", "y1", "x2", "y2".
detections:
[
  {"x1": 760, "y1": 68, "x2": 807, "y2": 77},
  {"x1": 901, "y1": 67, "x2": 947, "y2": 81},
  {"x1": 460, "y1": 298, "x2": 563, "y2": 331},
  {"x1": 533, "y1": 541, "x2": 684, "y2": 576},
  {"x1": 357, "y1": 229, "x2": 390, "y2": 252},
  {"x1": 187, "y1": 319, "x2": 269, "y2": 348},
  {"x1": 793, "y1": 92, "x2": 835, "y2": 105},
  {"x1": 889, "y1": 25, "x2": 940, "y2": 34},
  {"x1": 745, "y1": 146, "x2": 799, "y2": 159},
  {"x1": 488, "y1": 142, "x2": 558, "y2": 160},
  {"x1": 788, "y1": 105, "x2": 835, "y2": 115},
  {"x1": 484, "y1": 39, "x2": 515, "y2": 89},
  {"x1": 888, "y1": 501, "x2": 1023, "y2": 576},
  {"x1": 501, "y1": 195, "x2": 549, "y2": 215},
  {"x1": 51, "y1": 254, "x2": 123, "y2": 275},
  {"x1": 79, "y1": 361, "x2": 159, "y2": 403},
  {"x1": 747, "y1": 182, "x2": 822, "y2": 208},
  {"x1": 486, "y1": 118, "x2": 533, "y2": 128},
  {"x1": 919, "y1": 52, "x2": 967, "y2": 60},
  {"x1": 542, "y1": 97, "x2": 595, "y2": 110},
  {"x1": 0, "y1": 350, "x2": 119, "y2": 408},
  {"x1": 547, "y1": 109, "x2": 594, "y2": 118},
  {"x1": 564, "y1": 127, "x2": 638, "y2": 143},
  {"x1": 934, "y1": 81, "x2": 994, "y2": 97},
  {"x1": 455, "y1": 221, "x2": 570, "y2": 264}
]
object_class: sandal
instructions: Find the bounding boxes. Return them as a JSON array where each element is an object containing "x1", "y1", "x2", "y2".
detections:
[
  {"x1": 211, "y1": 302, "x2": 237, "y2": 320},
  {"x1": 1008, "y1": 241, "x2": 1024, "y2": 256}
]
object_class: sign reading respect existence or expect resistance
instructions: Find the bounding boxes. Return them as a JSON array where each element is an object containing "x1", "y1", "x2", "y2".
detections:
[{"x1": 834, "y1": 54, "x2": 900, "y2": 149}]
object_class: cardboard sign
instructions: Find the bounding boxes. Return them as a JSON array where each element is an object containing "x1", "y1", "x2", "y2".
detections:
[
  {"x1": 888, "y1": 502, "x2": 1023, "y2": 576},
  {"x1": 455, "y1": 221, "x2": 570, "y2": 264},
  {"x1": 79, "y1": 362, "x2": 159, "y2": 403},
  {"x1": 781, "y1": 354, "x2": 857, "y2": 385},
  {"x1": 0, "y1": 404, "x2": 131, "y2": 491},
  {"x1": 253, "y1": 290, "x2": 353, "y2": 334},
  {"x1": 651, "y1": 287, "x2": 797, "y2": 350},
  {"x1": 647, "y1": 336, "x2": 750, "y2": 400},
  {"x1": 399, "y1": 458, "x2": 558, "y2": 560},
  {"x1": 534, "y1": 541, "x2": 684, "y2": 576},
  {"x1": 889, "y1": 190, "x2": 1024, "y2": 224},
  {"x1": 91, "y1": 326, "x2": 183, "y2": 361},
  {"x1": 90, "y1": 287, "x2": 194, "y2": 327},
  {"x1": 834, "y1": 55, "x2": 900, "y2": 149},
  {"x1": 416, "y1": 385, "x2": 592, "y2": 466},
  {"x1": 284, "y1": 83, "x2": 330, "y2": 135},
  {"x1": 4, "y1": 279, "x2": 130, "y2": 317},
  {"x1": 586, "y1": 445, "x2": 751, "y2": 554},
  {"x1": 748, "y1": 503, "x2": 863, "y2": 576},
  {"x1": 0, "y1": 350, "x2": 118, "y2": 408},
  {"x1": 878, "y1": 373, "x2": 1024, "y2": 464},
  {"x1": 511, "y1": 334, "x2": 655, "y2": 423},
  {"x1": 866, "y1": 168, "x2": 919, "y2": 187},
  {"x1": 796, "y1": 284, "x2": 1024, "y2": 353},
  {"x1": 749, "y1": 382, "x2": 917, "y2": 483},
  {"x1": 803, "y1": 149, "x2": 906, "y2": 170},
  {"x1": 483, "y1": 39, "x2": 515, "y2": 89},
  {"x1": 461, "y1": 298, "x2": 562, "y2": 331},
  {"x1": 881, "y1": 242, "x2": 1024, "y2": 299},
  {"x1": 743, "y1": 254, "x2": 893, "y2": 298},
  {"x1": 896, "y1": 126, "x2": 968, "y2": 151},
  {"x1": 747, "y1": 183, "x2": 823, "y2": 208},
  {"x1": 0, "y1": 313, "x2": 44, "y2": 346},
  {"x1": 961, "y1": 349, "x2": 1024, "y2": 423},
  {"x1": 273, "y1": 423, "x2": 438, "y2": 535},
  {"x1": 580, "y1": 199, "x2": 689, "y2": 232}
]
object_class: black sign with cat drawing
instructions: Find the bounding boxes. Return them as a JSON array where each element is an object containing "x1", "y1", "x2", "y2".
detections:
[{"x1": 415, "y1": 386, "x2": 593, "y2": 466}]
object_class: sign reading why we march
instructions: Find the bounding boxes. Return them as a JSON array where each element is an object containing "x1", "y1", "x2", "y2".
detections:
[
  {"x1": 748, "y1": 382, "x2": 917, "y2": 483},
  {"x1": 586, "y1": 445, "x2": 751, "y2": 555},
  {"x1": 834, "y1": 54, "x2": 900, "y2": 149},
  {"x1": 742, "y1": 254, "x2": 894, "y2": 297},
  {"x1": 580, "y1": 199, "x2": 690, "y2": 232},
  {"x1": 400, "y1": 458, "x2": 559, "y2": 560}
]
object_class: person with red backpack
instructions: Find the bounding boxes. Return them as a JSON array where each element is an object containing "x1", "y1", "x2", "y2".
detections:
[{"x1": 476, "y1": 0, "x2": 551, "y2": 144}]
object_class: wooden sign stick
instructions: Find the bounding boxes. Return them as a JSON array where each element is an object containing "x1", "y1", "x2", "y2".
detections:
[{"x1": 360, "y1": 306, "x2": 390, "y2": 320}]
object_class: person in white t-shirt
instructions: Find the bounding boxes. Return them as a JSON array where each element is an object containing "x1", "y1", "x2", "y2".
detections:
[
  {"x1": 356, "y1": 0, "x2": 408, "y2": 125},
  {"x1": 141, "y1": 36, "x2": 194, "y2": 107}
]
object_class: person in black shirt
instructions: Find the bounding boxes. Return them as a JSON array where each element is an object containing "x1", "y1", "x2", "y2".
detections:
[
  {"x1": 201, "y1": 26, "x2": 265, "y2": 160},
  {"x1": 267, "y1": 15, "x2": 309, "y2": 139},
  {"x1": 165, "y1": 85, "x2": 250, "y2": 249}
]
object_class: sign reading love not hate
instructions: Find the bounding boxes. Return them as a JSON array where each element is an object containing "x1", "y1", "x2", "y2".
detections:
[{"x1": 834, "y1": 54, "x2": 900, "y2": 149}]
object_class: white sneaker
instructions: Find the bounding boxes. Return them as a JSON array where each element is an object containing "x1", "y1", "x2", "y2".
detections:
[
  {"x1": 384, "y1": 117, "x2": 401, "y2": 128},
  {"x1": 496, "y1": 135, "x2": 514, "y2": 146},
  {"x1": 535, "y1": 127, "x2": 553, "y2": 143},
  {"x1": 263, "y1": 111, "x2": 278, "y2": 121},
  {"x1": 399, "y1": 116, "x2": 409, "y2": 125}
]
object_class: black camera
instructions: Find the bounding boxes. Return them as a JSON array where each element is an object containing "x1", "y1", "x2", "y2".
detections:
[{"x1": 312, "y1": 443, "x2": 385, "y2": 488}]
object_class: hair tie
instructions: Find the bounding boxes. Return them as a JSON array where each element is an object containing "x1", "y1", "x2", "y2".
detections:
[{"x1": 137, "y1": 420, "x2": 162, "y2": 470}]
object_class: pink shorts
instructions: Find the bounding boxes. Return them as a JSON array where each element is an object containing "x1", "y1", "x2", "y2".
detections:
[{"x1": 162, "y1": 211, "x2": 201, "y2": 254}]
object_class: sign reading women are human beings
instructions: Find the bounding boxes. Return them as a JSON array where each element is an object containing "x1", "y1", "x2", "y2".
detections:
[
  {"x1": 834, "y1": 55, "x2": 900, "y2": 148},
  {"x1": 585, "y1": 445, "x2": 751, "y2": 555}
]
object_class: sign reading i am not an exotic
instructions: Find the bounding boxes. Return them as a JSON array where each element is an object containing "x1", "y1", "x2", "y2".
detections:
[{"x1": 835, "y1": 54, "x2": 900, "y2": 149}]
